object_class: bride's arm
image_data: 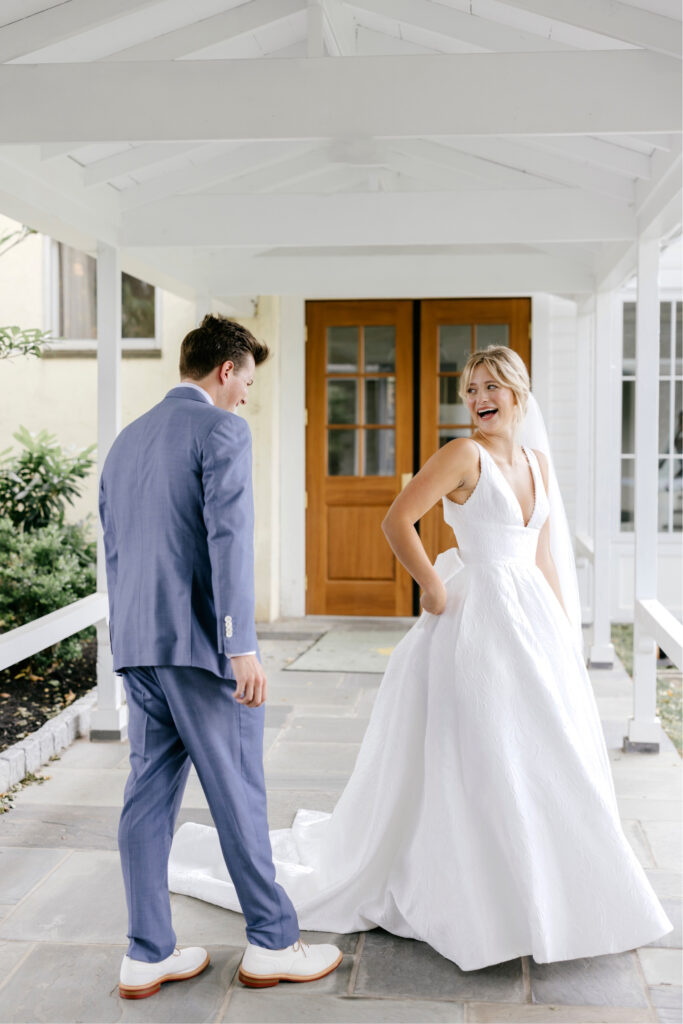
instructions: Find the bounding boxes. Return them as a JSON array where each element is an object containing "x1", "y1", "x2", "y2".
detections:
[
  {"x1": 533, "y1": 450, "x2": 568, "y2": 619},
  {"x1": 382, "y1": 438, "x2": 478, "y2": 615}
]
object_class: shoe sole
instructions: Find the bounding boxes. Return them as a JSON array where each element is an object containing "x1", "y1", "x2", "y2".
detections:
[
  {"x1": 238, "y1": 951, "x2": 343, "y2": 989},
  {"x1": 119, "y1": 953, "x2": 210, "y2": 1000}
]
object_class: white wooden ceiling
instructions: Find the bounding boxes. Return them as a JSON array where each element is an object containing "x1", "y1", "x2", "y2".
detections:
[{"x1": 0, "y1": 0, "x2": 680, "y2": 300}]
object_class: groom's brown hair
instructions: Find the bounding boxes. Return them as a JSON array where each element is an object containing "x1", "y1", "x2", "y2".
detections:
[{"x1": 179, "y1": 314, "x2": 270, "y2": 379}]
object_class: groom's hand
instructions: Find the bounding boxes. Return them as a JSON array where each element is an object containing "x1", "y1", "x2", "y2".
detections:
[{"x1": 231, "y1": 655, "x2": 267, "y2": 708}]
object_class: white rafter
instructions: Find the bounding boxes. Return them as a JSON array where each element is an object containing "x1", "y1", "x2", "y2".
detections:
[
  {"x1": 103, "y1": 0, "x2": 306, "y2": 61},
  {"x1": 118, "y1": 189, "x2": 634, "y2": 247},
  {"x1": 118, "y1": 142, "x2": 319, "y2": 211},
  {"x1": 430, "y1": 138, "x2": 637, "y2": 201},
  {"x1": 0, "y1": 52, "x2": 679, "y2": 142},
  {"x1": 517, "y1": 136, "x2": 653, "y2": 179},
  {"x1": 493, "y1": 0, "x2": 682, "y2": 58},
  {"x1": 321, "y1": 0, "x2": 356, "y2": 55},
  {"x1": 349, "y1": 0, "x2": 571, "y2": 52},
  {"x1": 82, "y1": 142, "x2": 202, "y2": 187},
  {"x1": 0, "y1": 0, "x2": 165, "y2": 63}
]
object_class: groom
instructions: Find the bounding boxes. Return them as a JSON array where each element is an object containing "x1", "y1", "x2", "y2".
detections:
[{"x1": 99, "y1": 314, "x2": 341, "y2": 998}]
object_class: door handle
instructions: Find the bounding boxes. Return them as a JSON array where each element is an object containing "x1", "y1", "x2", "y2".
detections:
[{"x1": 401, "y1": 472, "x2": 413, "y2": 490}]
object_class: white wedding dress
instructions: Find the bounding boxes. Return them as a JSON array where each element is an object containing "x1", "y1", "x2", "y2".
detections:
[{"x1": 169, "y1": 441, "x2": 673, "y2": 971}]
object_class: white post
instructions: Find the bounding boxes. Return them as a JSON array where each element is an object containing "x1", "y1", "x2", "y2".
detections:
[
  {"x1": 589, "y1": 290, "x2": 617, "y2": 666},
  {"x1": 279, "y1": 296, "x2": 307, "y2": 617},
  {"x1": 626, "y1": 231, "x2": 663, "y2": 750},
  {"x1": 575, "y1": 297, "x2": 594, "y2": 631},
  {"x1": 90, "y1": 241, "x2": 127, "y2": 741}
]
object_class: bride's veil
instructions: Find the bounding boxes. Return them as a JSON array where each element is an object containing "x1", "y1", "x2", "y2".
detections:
[{"x1": 518, "y1": 393, "x2": 584, "y2": 656}]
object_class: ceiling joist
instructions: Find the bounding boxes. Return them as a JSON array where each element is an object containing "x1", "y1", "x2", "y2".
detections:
[{"x1": 0, "y1": 51, "x2": 679, "y2": 143}]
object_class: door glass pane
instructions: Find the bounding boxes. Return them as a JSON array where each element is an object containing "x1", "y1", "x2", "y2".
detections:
[
  {"x1": 439, "y1": 427, "x2": 470, "y2": 447},
  {"x1": 622, "y1": 380, "x2": 635, "y2": 454},
  {"x1": 623, "y1": 302, "x2": 636, "y2": 374},
  {"x1": 676, "y1": 302, "x2": 682, "y2": 375},
  {"x1": 365, "y1": 377, "x2": 395, "y2": 424},
  {"x1": 328, "y1": 429, "x2": 358, "y2": 475},
  {"x1": 439, "y1": 325, "x2": 470, "y2": 372},
  {"x1": 674, "y1": 378, "x2": 682, "y2": 453},
  {"x1": 659, "y1": 380, "x2": 670, "y2": 453},
  {"x1": 673, "y1": 457, "x2": 682, "y2": 532},
  {"x1": 364, "y1": 429, "x2": 395, "y2": 476},
  {"x1": 439, "y1": 377, "x2": 469, "y2": 425},
  {"x1": 660, "y1": 302, "x2": 672, "y2": 373},
  {"x1": 364, "y1": 326, "x2": 395, "y2": 371},
  {"x1": 475, "y1": 324, "x2": 509, "y2": 347},
  {"x1": 621, "y1": 457, "x2": 634, "y2": 531},
  {"x1": 327, "y1": 379, "x2": 357, "y2": 424},
  {"x1": 327, "y1": 326, "x2": 358, "y2": 371}
]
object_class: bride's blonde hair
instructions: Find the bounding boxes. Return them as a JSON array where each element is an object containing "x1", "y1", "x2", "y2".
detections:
[{"x1": 459, "y1": 346, "x2": 530, "y2": 424}]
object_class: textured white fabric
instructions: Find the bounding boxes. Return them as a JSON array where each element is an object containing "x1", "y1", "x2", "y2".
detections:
[{"x1": 168, "y1": 444, "x2": 673, "y2": 971}]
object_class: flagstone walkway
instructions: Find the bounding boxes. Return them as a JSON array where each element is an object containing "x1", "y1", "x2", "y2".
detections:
[{"x1": 0, "y1": 619, "x2": 680, "y2": 1024}]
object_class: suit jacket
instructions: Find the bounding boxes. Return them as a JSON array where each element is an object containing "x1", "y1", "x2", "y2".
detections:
[{"x1": 98, "y1": 386, "x2": 259, "y2": 679}]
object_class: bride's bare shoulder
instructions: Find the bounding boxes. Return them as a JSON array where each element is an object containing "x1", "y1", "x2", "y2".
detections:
[{"x1": 437, "y1": 437, "x2": 481, "y2": 501}]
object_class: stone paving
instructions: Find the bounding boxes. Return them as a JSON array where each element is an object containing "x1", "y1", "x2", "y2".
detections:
[{"x1": 0, "y1": 618, "x2": 680, "y2": 1024}]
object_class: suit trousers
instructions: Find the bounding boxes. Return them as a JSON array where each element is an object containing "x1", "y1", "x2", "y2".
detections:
[{"x1": 119, "y1": 665, "x2": 300, "y2": 961}]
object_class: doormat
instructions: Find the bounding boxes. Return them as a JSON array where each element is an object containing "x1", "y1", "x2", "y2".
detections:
[{"x1": 285, "y1": 627, "x2": 411, "y2": 673}]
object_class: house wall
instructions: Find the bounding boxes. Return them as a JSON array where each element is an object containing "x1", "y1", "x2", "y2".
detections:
[{"x1": 0, "y1": 214, "x2": 281, "y2": 621}]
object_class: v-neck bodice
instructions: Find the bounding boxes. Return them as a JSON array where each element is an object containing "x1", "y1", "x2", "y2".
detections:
[{"x1": 441, "y1": 440, "x2": 549, "y2": 567}]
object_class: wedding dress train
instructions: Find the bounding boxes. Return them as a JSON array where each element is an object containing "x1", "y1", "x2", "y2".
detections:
[{"x1": 168, "y1": 441, "x2": 673, "y2": 971}]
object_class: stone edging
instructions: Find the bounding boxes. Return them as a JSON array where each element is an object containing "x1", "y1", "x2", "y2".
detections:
[{"x1": 0, "y1": 689, "x2": 97, "y2": 793}]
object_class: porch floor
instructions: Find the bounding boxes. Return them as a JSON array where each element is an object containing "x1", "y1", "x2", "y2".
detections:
[{"x1": 0, "y1": 619, "x2": 680, "y2": 1024}]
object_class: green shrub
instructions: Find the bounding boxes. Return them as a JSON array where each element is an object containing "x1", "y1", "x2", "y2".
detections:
[
  {"x1": 0, "y1": 516, "x2": 96, "y2": 675},
  {"x1": 0, "y1": 427, "x2": 96, "y2": 532}
]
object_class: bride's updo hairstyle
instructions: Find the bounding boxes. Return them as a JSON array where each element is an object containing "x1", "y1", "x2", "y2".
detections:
[{"x1": 459, "y1": 346, "x2": 530, "y2": 427}]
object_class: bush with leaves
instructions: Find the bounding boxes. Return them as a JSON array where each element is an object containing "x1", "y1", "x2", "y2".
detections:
[
  {"x1": 0, "y1": 516, "x2": 96, "y2": 674},
  {"x1": 0, "y1": 427, "x2": 96, "y2": 532}
]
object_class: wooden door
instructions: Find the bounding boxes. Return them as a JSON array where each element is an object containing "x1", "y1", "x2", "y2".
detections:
[
  {"x1": 419, "y1": 298, "x2": 532, "y2": 563},
  {"x1": 306, "y1": 300, "x2": 414, "y2": 615}
]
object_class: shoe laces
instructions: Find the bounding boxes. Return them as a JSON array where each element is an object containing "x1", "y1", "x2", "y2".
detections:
[{"x1": 292, "y1": 939, "x2": 309, "y2": 956}]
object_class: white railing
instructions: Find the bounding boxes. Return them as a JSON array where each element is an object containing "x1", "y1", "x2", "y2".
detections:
[
  {"x1": 637, "y1": 598, "x2": 683, "y2": 670},
  {"x1": 0, "y1": 593, "x2": 108, "y2": 672}
]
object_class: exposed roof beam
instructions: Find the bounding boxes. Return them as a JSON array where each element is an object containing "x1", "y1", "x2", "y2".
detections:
[
  {"x1": 118, "y1": 142, "x2": 318, "y2": 210},
  {"x1": 322, "y1": 0, "x2": 356, "y2": 55},
  {"x1": 103, "y1": 0, "x2": 305, "y2": 61},
  {"x1": 203, "y1": 147, "x2": 336, "y2": 194},
  {"x1": 635, "y1": 142, "x2": 683, "y2": 236},
  {"x1": 389, "y1": 139, "x2": 551, "y2": 189},
  {"x1": 518, "y1": 136, "x2": 652, "y2": 179},
  {"x1": 82, "y1": 142, "x2": 199, "y2": 187},
  {"x1": 349, "y1": 0, "x2": 570, "y2": 52},
  {"x1": 307, "y1": 0, "x2": 325, "y2": 57},
  {"x1": 1, "y1": 52, "x2": 679, "y2": 143},
  {"x1": 433, "y1": 138, "x2": 636, "y2": 200},
  {"x1": 0, "y1": 0, "x2": 164, "y2": 63},
  {"x1": 493, "y1": 0, "x2": 682, "y2": 59},
  {"x1": 119, "y1": 189, "x2": 634, "y2": 246}
]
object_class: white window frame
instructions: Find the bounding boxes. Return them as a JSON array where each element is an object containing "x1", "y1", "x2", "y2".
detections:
[
  {"x1": 42, "y1": 237, "x2": 162, "y2": 354},
  {"x1": 617, "y1": 288, "x2": 682, "y2": 538}
]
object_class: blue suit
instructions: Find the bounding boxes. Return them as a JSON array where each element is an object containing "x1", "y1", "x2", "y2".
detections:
[{"x1": 99, "y1": 385, "x2": 299, "y2": 960}]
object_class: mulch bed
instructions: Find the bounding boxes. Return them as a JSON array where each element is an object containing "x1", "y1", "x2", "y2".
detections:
[{"x1": 0, "y1": 640, "x2": 96, "y2": 754}]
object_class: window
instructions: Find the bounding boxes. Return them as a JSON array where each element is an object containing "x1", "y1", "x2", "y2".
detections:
[
  {"x1": 48, "y1": 240, "x2": 158, "y2": 351},
  {"x1": 621, "y1": 300, "x2": 682, "y2": 532}
]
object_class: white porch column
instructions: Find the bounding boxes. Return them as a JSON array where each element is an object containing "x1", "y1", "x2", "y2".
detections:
[
  {"x1": 575, "y1": 298, "x2": 595, "y2": 631},
  {"x1": 279, "y1": 296, "x2": 306, "y2": 617},
  {"x1": 90, "y1": 241, "x2": 127, "y2": 741},
  {"x1": 589, "y1": 290, "x2": 618, "y2": 666},
  {"x1": 626, "y1": 231, "x2": 663, "y2": 751}
]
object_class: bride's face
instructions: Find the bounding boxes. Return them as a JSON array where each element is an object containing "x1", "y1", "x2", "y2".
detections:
[{"x1": 465, "y1": 365, "x2": 517, "y2": 435}]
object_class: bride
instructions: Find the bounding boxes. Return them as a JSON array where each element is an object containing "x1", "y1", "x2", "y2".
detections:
[{"x1": 169, "y1": 346, "x2": 673, "y2": 971}]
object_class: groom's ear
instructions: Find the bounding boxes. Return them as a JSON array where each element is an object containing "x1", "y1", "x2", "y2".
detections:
[{"x1": 218, "y1": 359, "x2": 235, "y2": 383}]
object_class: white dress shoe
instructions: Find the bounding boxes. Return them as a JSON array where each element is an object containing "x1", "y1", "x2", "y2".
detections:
[
  {"x1": 239, "y1": 938, "x2": 342, "y2": 988},
  {"x1": 119, "y1": 946, "x2": 210, "y2": 999}
]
